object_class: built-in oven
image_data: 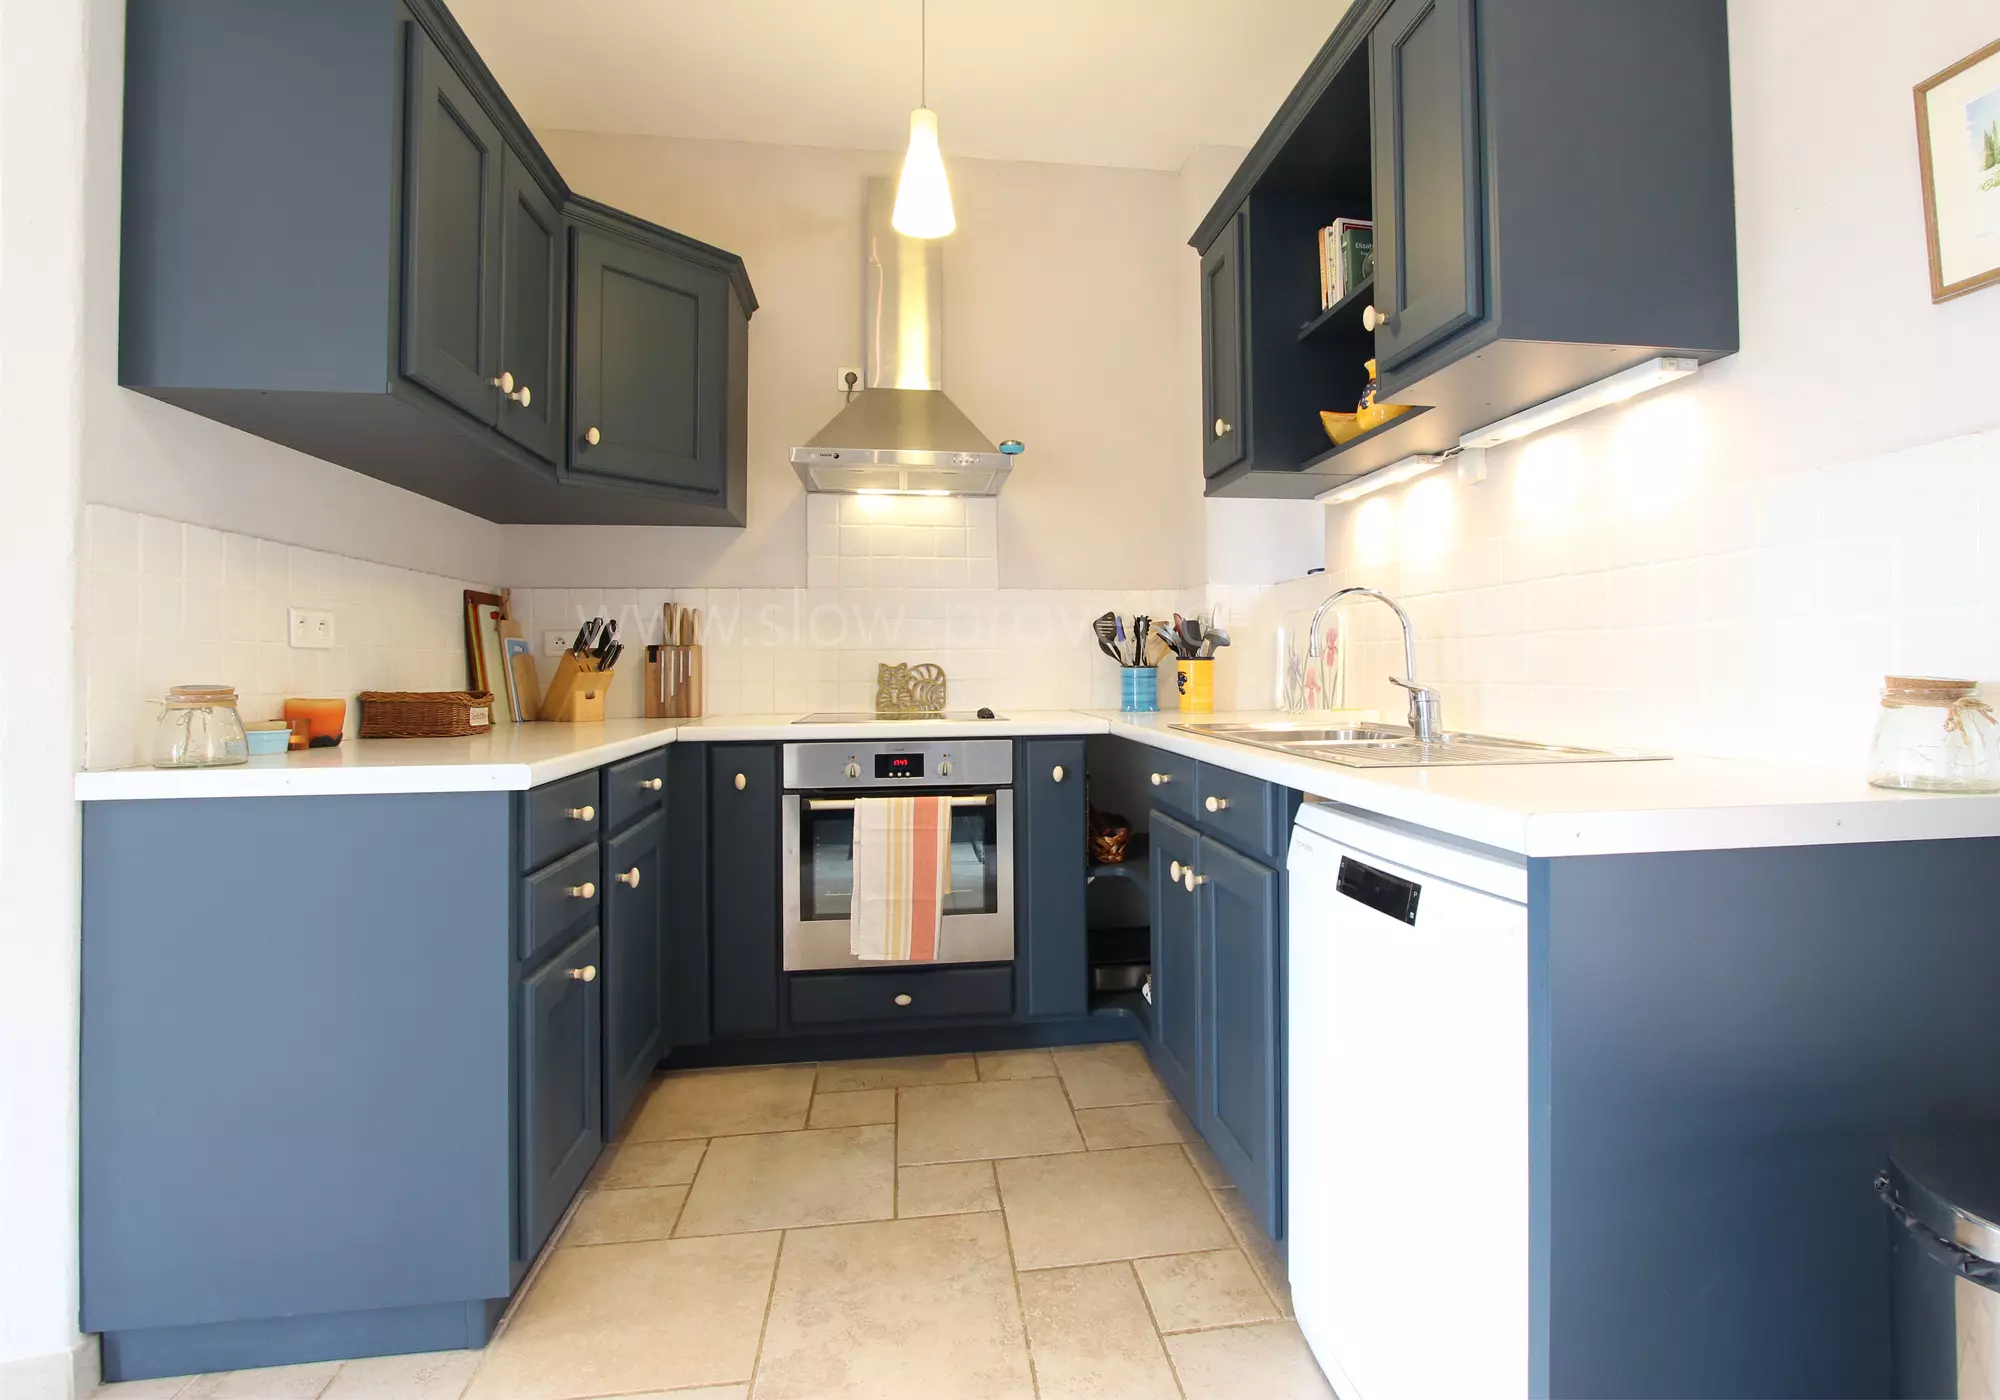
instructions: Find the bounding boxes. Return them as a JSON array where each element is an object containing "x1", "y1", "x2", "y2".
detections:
[{"x1": 781, "y1": 739, "x2": 1014, "y2": 971}]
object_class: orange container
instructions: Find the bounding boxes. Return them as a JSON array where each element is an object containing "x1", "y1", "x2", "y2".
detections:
[{"x1": 283, "y1": 697, "x2": 347, "y2": 749}]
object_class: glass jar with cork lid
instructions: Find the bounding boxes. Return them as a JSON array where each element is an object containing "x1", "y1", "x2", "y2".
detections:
[
  {"x1": 151, "y1": 685, "x2": 249, "y2": 769},
  {"x1": 1867, "y1": 676, "x2": 2000, "y2": 792}
]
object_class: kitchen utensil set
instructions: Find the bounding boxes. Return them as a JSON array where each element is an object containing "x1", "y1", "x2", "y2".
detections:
[
  {"x1": 1095, "y1": 613, "x2": 1164, "y2": 667},
  {"x1": 1150, "y1": 612, "x2": 1231, "y2": 662}
]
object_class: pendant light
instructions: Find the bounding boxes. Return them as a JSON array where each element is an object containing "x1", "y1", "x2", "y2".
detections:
[{"x1": 892, "y1": 0, "x2": 955, "y2": 238}]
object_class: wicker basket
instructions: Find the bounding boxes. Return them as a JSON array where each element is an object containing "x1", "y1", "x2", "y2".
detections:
[{"x1": 357, "y1": 690, "x2": 495, "y2": 739}]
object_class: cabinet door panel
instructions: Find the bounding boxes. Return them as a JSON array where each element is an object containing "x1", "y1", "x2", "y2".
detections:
[
  {"x1": 1371, "y1": 0, "x2": 1484, "y2": 372},
  {"x1": 1199, "y1": 214, "x2": 1249, "y2": 477},
  {"x1": 603, "y1": 810, "x2": 666, "y2": 1135},
  {"x1": 1016, "y1": 738, "x2": 1086, "y2": 1019},
  {"x1": 520, "y1": 926, "x2": 602, "y2": 1259},
  {"x1": 402, "y1": 27, "x2": 502, "y2": 420},
  {"x1": 1200, "y1": 837, "x2": 1282, "y2": 1239},
  {"x1": 496, "y1": 149, "x2": 564, "y2": 464},
  {"x1": 569, "y1": 228, "x2": 729, "y2": 496},
  {"x1": 710, "y1": 745, "x2": 780, "y2": 1037},
  {"x1": 1149, "y1": 811, "x2": 1201, "y2": 1115}
]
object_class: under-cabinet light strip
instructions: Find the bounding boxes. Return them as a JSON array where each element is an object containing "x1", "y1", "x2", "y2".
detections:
[{"x1": 1316, "y1": 356, "x2": 1701, "y2": 504}]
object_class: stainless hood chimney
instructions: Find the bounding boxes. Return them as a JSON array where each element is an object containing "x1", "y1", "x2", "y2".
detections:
[{"x1": 789, "y1": 178, "x2": 1021, "y2": 496}]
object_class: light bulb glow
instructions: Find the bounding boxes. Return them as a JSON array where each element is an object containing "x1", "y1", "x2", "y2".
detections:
[{"x1": 892, "y1": 107, "x2": 956, "y2": 238}]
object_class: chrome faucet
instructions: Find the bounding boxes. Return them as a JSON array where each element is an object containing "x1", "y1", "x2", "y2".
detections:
[{"x1": 1306, "y1": 587, "x2": 1443, "y2": 742}]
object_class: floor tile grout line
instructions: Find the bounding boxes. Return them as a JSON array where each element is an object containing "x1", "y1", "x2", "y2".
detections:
[
  {"x1": 1123, "y1": 1257, "x2": 1193, "y2": 1400},
  {"x1": 743, "y1": 1226, "x2": 788, "y2": 1400},
  {"x1": 994, "y1": 1168, "x2": 1044, "y2": 1399}
]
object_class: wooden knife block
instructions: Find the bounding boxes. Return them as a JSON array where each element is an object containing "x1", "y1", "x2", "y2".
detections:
[
  {"x1": 539, "y1": 653, "x2": 614, "y2": 723},
  {"x1": 645, "y1": 645, "x2": 703, "y2": 719}
]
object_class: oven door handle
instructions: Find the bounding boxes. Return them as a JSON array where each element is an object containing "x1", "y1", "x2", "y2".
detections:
[{"x1": 804, "y1": 795, "x2": 996, "y2": 811}]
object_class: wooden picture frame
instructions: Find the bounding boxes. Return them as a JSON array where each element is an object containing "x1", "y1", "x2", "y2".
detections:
[
  {"x1": 462, "y1": 590, "x2": 507, "y2": 698},
  {"x1": 1915, "y1": 36, "x2": 2000, "y2": 303}
]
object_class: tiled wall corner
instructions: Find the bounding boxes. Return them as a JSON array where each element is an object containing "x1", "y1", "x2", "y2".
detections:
[{"x1": 81, "y1": 505, "x2": 486, "y2": 770}]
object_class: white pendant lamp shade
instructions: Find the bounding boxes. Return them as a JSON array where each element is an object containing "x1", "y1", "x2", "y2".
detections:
[{"x1": 893, "y1": 106, "x2": 955, "y2": 238}]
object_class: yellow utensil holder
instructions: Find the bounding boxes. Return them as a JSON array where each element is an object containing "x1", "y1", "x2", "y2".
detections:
[{"x1": 1176, "y1": 659, "x2": 1215, "y2": 713}]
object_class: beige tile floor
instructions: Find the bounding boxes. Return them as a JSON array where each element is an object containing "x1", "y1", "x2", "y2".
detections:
[{"x1": 92, "y1": 1043, "x2": 1332, "y2": 1400}]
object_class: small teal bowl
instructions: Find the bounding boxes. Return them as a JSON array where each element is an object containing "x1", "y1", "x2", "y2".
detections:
[{"x1": 245, "y1": 727, "x2": 291, "y2": 756}]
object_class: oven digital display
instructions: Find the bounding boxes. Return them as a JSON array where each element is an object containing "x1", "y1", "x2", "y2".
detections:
[{"x1": 876, "y1": 753, "x2": 924, "y2": 779}]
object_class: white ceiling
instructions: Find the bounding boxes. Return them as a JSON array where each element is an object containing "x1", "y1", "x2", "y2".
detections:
[{"x1": 446, "y1": 0, "x2": 1353, "y2": 172}]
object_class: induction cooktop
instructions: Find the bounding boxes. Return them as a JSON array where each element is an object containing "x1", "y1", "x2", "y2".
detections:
[{"x1": 793, "y1": 710, "x2": 1004, "y2": 724}]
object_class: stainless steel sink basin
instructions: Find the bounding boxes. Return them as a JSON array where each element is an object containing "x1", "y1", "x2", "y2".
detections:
[{"x1": 1173, "y1": 721, "x2": 1667, "y2": 768}]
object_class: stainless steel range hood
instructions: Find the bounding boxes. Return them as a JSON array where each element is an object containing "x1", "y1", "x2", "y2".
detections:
[{"x1": 790, "y1": 178, "x2": 1021, "y2": 496}]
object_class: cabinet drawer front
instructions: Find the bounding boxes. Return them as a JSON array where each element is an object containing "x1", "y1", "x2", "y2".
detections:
[
  {"x1": 520, "y1": 843, "x2": 601, "y2": 965},
  {"x1": 788, "y1": 966, "x2": 1014, "y2": 1027},
  {"x1": 604, "y1": 749, "x2": 668, "y2": 832},
  {"x1": 1141, "y1": 750, "x2": 1198, "y2": 820},
  {"x1": 1194, "y1": 764, "x2": 1286, "y2": 864},
  {"x1": 523, "y1": 770, "x2": 602, "y2": 870}
]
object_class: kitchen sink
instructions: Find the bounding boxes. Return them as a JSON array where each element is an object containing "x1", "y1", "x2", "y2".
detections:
[{"x1": 1173, "y1": 721, "x2": 1667, "y2": 768}]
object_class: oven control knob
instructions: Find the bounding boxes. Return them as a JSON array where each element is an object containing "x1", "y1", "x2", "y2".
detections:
[
  {"x1": 938, "y1": 759, "x2": 952, "y2": 776},
  {"x1": 845, "y1": 761, "x2": 861, "y2": 779}
]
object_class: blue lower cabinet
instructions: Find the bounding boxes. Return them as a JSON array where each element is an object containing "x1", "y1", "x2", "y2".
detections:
[
  {"x1": 1198, "y1": 837, "x2": 1282, "y2": 1240},
  {"x1": 1149, "y1": 810, "x2": 1203, "y2": 1114},
  {"x1": 1017, "y1": 738, "x2": 1089, "y2": 1019},
  {"x1": 710, "y1": 744, "x2": 782, "y2": 1037},
  {"x1": 603, "y1": 809, "x2": 667, "y2": 1135},
  {"x1": 520, "y1": 926, "x2": 604, "y2": 1260}
]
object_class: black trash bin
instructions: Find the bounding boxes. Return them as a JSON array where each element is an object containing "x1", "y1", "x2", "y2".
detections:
[{"x1": 1880, "y1": 1127, "x2": 2000, "y2": 1399}]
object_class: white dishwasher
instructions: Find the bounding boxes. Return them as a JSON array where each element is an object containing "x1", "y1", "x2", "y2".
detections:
[{"x1": 1286, "y1": 800, "x2": 1531, "y2": 1400}]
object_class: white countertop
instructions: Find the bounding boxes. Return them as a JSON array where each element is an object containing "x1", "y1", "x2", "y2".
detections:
[{"x1": 75, "y1": 709, "x2": 2000, "y2": 858}]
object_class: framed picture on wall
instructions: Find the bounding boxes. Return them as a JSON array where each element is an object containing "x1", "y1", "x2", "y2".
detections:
[{"x1": 1915, "y1": 36, "x2": 2000, "y2": 302}]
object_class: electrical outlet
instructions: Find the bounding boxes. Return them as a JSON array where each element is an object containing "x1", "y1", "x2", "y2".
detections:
[
  {"x1": 543, "y1": 630, "x2": 573, "y2": 658},
  {"x1": 287, "y1": 607, "x2": 335, "y2": 650},
  {"x1": 835, "y1": 366, "x2": 862, "y2": 393}
]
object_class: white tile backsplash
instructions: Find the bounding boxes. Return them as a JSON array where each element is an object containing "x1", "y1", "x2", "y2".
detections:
[
  {"x1": 81, "y1": 505, "x2": 488, "y2": 770},
  {"x1": 1319, "y1": 422, "x2": 2000, "y2": 766}
]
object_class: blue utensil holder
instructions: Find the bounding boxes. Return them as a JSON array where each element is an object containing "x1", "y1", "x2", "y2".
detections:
[{"x1": 1120, "y1": 667, "x2": 1158, "y2": 713}]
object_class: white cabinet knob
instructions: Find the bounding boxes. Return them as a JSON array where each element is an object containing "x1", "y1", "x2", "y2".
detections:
[
  {"x1": 1213, "y1": 417, "x2": 1231, "y2": 437},
  {"x1": 1149, "y1": 772, "x2": 1169, "y2": 786},
  {"x1": 641, "y1": 777, "x2": 663, "y2": 791},
  {"x1": 1184, "y1": 869, "x2": 1205, "y2": 893},
  {"x1": 1052, "y1": 765, "x2": 1066, "y2": 783},
  {"x1": 1363, "y1": 305, "x2": 1384, "y2": 332},
  {"x1": 510, "y1": 384, "x2": 531, "y2": 407},
  {"x1": 584, "y1": 426, "x2": 601, "y2": 446},
  {"x1": 566, "y1": 805, "x2": 595, "y2": 822},
  {"x1": 893, "y1": 993, "x2": 913, "y2": 1007},
  {"x1": 1205, "y1": 796, "x2": 1229, "y2": 813},
  {"x1": 490, "y1": 370, "x2": 515, "y2": 393},
  {"x1": 616, "y1": 867, "x2": 641, "y2": 888},
  {"x1": 567, "y1": 964, "x2": 597, "y2": 982},
  {"x1": 1168, "y1": 859, "x2": 1183, "y2": 882},
  {"x1": 567, "y1": 882, "x2": 596, "y2": 900},
  {"x1": 734, "y1": 773, "x2": 747, "y2": 791}
]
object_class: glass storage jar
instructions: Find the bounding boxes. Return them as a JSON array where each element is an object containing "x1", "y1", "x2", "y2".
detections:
[
  {"x1": 152, "y1": 685, "x2": 249, "y2": 768},
  {"x1": 1867, "y1": 676, "x2": 2000, "y2": 792}
]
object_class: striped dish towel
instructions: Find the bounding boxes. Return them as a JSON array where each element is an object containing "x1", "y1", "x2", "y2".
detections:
[{"x1": 850, "y1": 795, "x2": 954, "y2": 961}]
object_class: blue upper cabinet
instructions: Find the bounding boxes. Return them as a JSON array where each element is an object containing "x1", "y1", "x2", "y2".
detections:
[
  {"x1": 1368, "y1": 0, "x2": 1483, "y2": 375},
  {"x1": 401, "y1": 26, "x2": 506, "y2": 423},
  {"x1": 117, "y1": 0, "x2": 754, "y2": 526},
  {"x1": 1189, "y1": 0, "x2": 1737, "y2": 499},
  {"x1": 566, "y1": 218, "x2": 747, "y2": 515}
]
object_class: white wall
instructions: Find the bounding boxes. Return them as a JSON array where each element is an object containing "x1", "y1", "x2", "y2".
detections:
[
  {"x1": 0, "y1": 0, "x2": 89, "y2": 1389},
  {"x1": 501, "y1": 131, "x2": 1210, "y2": 591},
  {"x1": 1318, "y1": 0, "x2": 2000, "y2": 765}
]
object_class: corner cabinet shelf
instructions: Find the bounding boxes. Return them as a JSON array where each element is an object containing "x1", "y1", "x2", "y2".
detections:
[
  {"x1": 119, "y1": 0, "x2": 754, "y2": 526},
  {"x1": 1296, "y1": 278, "x2": 1375, "y2": 344},
  {"x1": 1192, "y1": 0, "x2": 1738, "y2": 501}
]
